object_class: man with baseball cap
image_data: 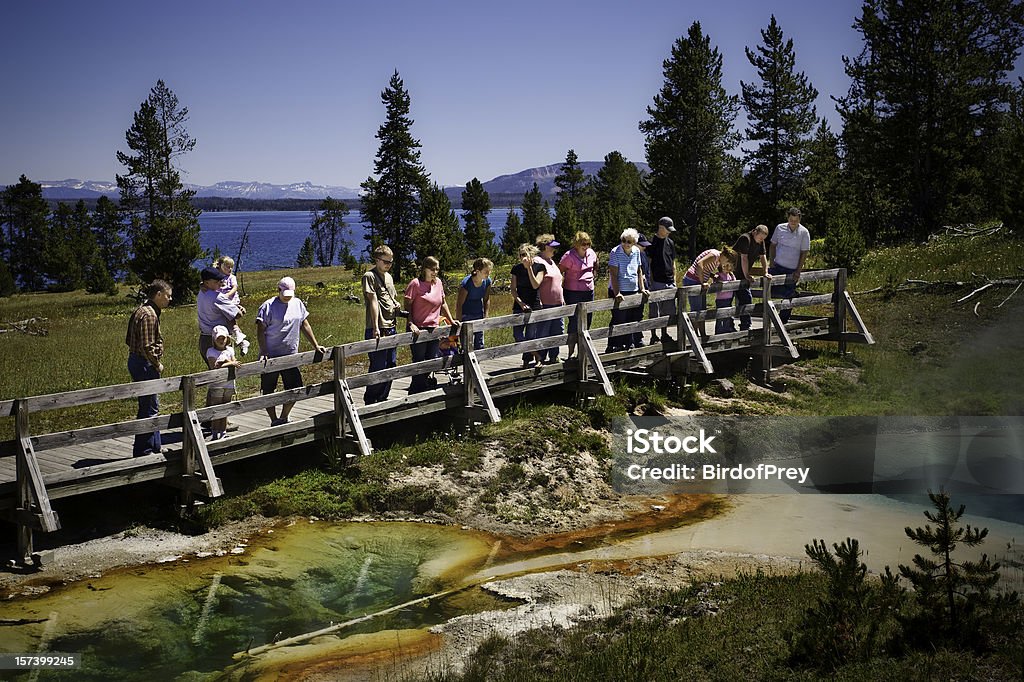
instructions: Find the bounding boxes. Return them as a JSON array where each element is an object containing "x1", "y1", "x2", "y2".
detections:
[
  {"x1": 768, "y1": 207, "x2": 810, "y2": 323},
  {"x1": 647, "y1": 217, "x2": 677, "y2": 344},
  {"x1": 255, "y1": 276, "x2": 327, "y2": 426},
  {"x1": 197, "y1": 266, "x2": 245, "y2": 365}
]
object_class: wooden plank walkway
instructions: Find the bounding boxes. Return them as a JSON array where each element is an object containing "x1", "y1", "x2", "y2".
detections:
[{"x1": 0, "y1": 270, "x2": 873, "y2": 562}]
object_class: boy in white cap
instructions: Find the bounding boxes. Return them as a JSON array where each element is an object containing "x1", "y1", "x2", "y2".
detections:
[
  {"x1": 255, "y1": 277, "x2": 327, "y2": 426},
  {"x1": 205, "y1": 325, "x2": 240, "y2": 440}
]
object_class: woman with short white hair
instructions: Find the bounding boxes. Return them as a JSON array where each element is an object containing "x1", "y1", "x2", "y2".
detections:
[{"x1": 607, "y1": 228, "x2": 646, "y2": 352}]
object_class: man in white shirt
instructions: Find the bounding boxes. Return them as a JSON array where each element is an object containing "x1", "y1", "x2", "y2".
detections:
[{"x1": 768, "y1": 207, "x2": 811, "y2": 323}]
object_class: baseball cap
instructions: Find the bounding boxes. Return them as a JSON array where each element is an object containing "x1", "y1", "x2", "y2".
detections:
[
  {"x1": 638, "y1": 234, "x2": 652, "y2": 247},
  {"x1": 278, "y1": 276, "x2": 296, "y2": 298},
  {"x1": 658, "y1": 217, "x2": 676, "y2": 232},
  {"x1": 212, "y1": 325, "x2": 230, "y2": 340},
  {"x1": 201, "y1": 266, "x2": 226, "y2": 281}
]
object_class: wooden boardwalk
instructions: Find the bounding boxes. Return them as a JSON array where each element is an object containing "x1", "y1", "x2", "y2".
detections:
[{"x1": 0, "y1": 270, "x2": 873, "y2": 564}]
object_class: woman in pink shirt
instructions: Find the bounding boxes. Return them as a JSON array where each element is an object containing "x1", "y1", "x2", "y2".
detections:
[
  {"x1": 523, "y1": 233, "x2": 565, "y2": 364},
  {"x1": 558, "y1": 231, "x2": 597, "y2": 360},
  {"x1": 404, "y1": 256, "x2": 458, "y2": 394}
]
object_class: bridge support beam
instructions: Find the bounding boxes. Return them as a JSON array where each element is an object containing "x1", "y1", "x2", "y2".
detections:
[{"x1": 13, "y1": 399, "x2": 60, "y2": 567}]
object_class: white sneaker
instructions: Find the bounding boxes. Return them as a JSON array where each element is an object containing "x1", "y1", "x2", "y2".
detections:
[{"x1": 239, "y1": 338, "x2": 250, "y2": 356}]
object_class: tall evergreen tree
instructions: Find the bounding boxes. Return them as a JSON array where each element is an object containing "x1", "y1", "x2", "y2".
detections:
[
  {"x1": 801, "y1": 120, "x2": 845, "y2": 237},
  {"x1": 413, "y1": 183, "x2": 465, "y2": 275},
  {"x1": 360, "y1": 71, "x2": 430, "y2": 280},
  {"x1": 461, "y1": 178, "x2": 495, "y2": 257},
  {"x1": 45, "y1": 200, "x2": 97, "y2": 291},
  {"x1": 552, "y1": 149, "x2": 591, "y2": 243},
  {"x1": 116, "y1": 80, "x2": 204, "y2": 300},
  {"x1": 308, "y1": 196, "x2": 351, "y2": 267},
  {"x1": 589, "y1": 151, "x2": 643, "y2": 250},
  {"x1": 838, "y1": 0, "x2": 1024, "y2": 242},
  {"x1": 640, "y1": 22, "x2": 740, "y2": 259},
  {"x1": 500, "y1": 209, "x2": 527, "y2": 256},
  {"x1": 741, "y1": 16, "x2": 819, "y2": 214},
  {"x1": 520, "y1": 182, "x2": 553, "y2": 242},
  {"x1": 1, "y1": 175, "x2": 50, "y2": 290},
  {"x1": 91, "y1": 195, "x2": 127, "y2": 281},
  {"x1": 296, "y1": 237, "x2": 316, "y2": 268}
]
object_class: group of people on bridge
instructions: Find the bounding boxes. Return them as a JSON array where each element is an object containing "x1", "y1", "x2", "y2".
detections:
[{"x1": 125, "y1": 209, "x2": 811, "y2": 456}]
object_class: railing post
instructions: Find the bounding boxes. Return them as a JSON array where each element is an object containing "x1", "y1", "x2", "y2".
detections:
[
  {"x1": 761, "y1": 274, "x2": 774, "y2": 384},
  {"x1": 675, "y1": 287, "x2": 687, "y2": 356},
  {"x1": 461, "y1": 321, "x2": 475, "y2": 407},
  {"x1": 14, "y1": 399, "x2": 32, "y2": 564},
  {"x1": 334, "y1": 346, "x2": 346, "y2": 439},
  {"x1": 180, "y1": 376, "x2": 196, "y2": 511},
  {"x1": 834, "y1": 268, "x2": 848, "y2": 356},
  {"x1": 576, "y1": 302, "x2": 588, "y2": 382}
]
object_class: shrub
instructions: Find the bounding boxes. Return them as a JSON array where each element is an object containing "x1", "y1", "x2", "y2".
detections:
[{"x1": 821, "y1": 213, "x2": 867, "y2": 275}]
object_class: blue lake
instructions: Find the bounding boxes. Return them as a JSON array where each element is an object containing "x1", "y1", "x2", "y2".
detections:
[{"x1": 198, "y1": 209, "x2": 516, "y2": 271}]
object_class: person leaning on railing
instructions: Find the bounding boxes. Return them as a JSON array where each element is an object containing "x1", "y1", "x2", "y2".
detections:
[
  {"x1": 362, "y1": 245, "x2": 401, "y2": 404},
  {"x1": 510, "y1": 244, "x2": 544, "y2": 368},
  {"x1": 768, "y1": 207, "x2": 811, "y2": 323},
  {"x1": 732, "y1": 223, "x2": 769, "y2": 331},
  {"x1": 255, "y1": 276, "x2": 326, "y2": 426},
  {"x1": 125, "y1": 279, "x2": 172, "y2": 457},
  {"x1": 404, "y1": 256, "x2": 458, "y2": 394},
  {"x1": 527, "y1": 234, "x2": 565, "y2": 365},
  {"x1": 607, "y1": 228, "x2": 646, "y2": 353},
  {"x1": 558, "y1": 231, "x2": 597, "y2": 360}
]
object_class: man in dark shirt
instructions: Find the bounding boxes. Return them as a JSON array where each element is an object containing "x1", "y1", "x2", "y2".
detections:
[
  {"x1": 647, "y1": 216, "x2": 677, "y2": 343},
  {"x1": 126, "y1": 279, "x2": 172, "y2": 456},
  {"x1": 732, "y1": 224, "x2": 769, "y2": 331}
]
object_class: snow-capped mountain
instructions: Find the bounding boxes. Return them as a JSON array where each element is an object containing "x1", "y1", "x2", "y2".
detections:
[{"x1": 34, "y1": 179, "x2": 360, "y2": 200}]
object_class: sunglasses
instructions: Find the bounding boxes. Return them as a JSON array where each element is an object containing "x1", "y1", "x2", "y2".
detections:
[
  {"x1": 621, "y1": 238, "x2": 634, "y2": 244},
  {"x1": 377, "y1": 258, "x2": 393, "y2": 264}
]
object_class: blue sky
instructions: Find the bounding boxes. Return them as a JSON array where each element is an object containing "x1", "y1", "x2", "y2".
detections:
[{"x1": 1, "y1": 0, "x2": 866, "y2": 189}]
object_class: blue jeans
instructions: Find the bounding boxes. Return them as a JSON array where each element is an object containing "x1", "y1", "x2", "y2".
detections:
[
  {"x1": 513, "y1": 304, "x2": 536, "y2": 363},
  {"x1": 649, "y1": 281, "x2": 676, "y2": 339},
  {"x1": 563, "y1": 288, "x2": 594, "y2": 335},
  {"x1": 536, "y1": 304, "x2": 564, "y2": 361},
  {"x1": 682, "y1": 276, "x2": 706, "y2": 314},
  {"x1": 364, "y1": 327, "x2": 397, "y2": 404},
  {"x1": 769, "y1": 263, "x2": 797, "y2": 323},
  {"x1": 409, "y1": 331, "x2": 439, "y2": 394},
  {"x1": 736, "y1": 285, "x2": 753, "y2": 330},
  {"x1": 127, "y1": 353, "x2": 161, "y2": 456},
  {"x1": 460, "y1": 311, "x2": 485, "y2": 350},
  {"x1": 715, "y1": 294, "x2": 736, "y2": 334}
]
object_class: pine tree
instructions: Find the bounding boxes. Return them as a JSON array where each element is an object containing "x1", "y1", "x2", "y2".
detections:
[
  {"x1": 45, "y1": 200, "x2": 97, "y2": 291},
  {"x1": 308, "y1": 197, "x2": 350, "y2": 267},
  {"x1": 296, "y1": 237, "x2": 316, "y2": 268},
  {"x1": 640, "y1": 22, "x2": 740, "y2": 260},
  {"x1": 838, "y1": 0, "x2": 1024, "y2": 242},
  {"x1": 500, "y1": 209, "x2": 527, "y2": 256},
  {"x1": 360, "y1": 71, "x2": 430, "y2": 280},
  {"x1": 800, "y1": 120, "x2": 845, "y2": 237},
  {"x1": 0, "y1": 258, "x2": 14, "y2": 297},
  {"x1": 741, "y1": 16, "x2": 819, "y2": 214},
  {"x1": 1, "y1": 175, "x2": 50, "y2": 290},
  {"x1": 461, "y1": 178, "x2": 495, "y2": 257},
  {"x1": 91, "y1": 195, "x2": 127, "y2": 280},
  {"x1": 413, "y1": 184, "x2": 465, "y2": 275},
  {"x1": 552, "y1": 149, "x2": 591, "y2": 244},
  {"x1": 898, "y1": 490, "x2": 1015, "y2": 649},
  {"x1": 520, "y1": 183, "x2": 553, "y2": 242},
  {"x1": 117, "y1": 80, "x2": 204, "y2": 301},
  {"x1": 590, "y1": 151, "x2": 642, "y2": 250}
]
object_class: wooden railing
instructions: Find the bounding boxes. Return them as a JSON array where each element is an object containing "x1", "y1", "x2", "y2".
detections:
[{"x1": 0, "y1": 268, "x2": 873, "y2": 565}]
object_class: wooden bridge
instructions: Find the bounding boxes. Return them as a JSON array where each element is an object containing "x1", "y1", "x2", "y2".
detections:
[{"x1": 0, "y1": 270, "x2": 872, "y2": 565}]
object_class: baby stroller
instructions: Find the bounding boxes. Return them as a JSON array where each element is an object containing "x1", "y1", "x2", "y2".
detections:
[{"x1": 437, "y1": 317, "x2": 463, "y2": 385}]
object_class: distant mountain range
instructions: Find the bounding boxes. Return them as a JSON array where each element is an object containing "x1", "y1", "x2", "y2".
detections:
[{"x1": 32, "y1": 161, "x2": 650, "y2": 202}]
